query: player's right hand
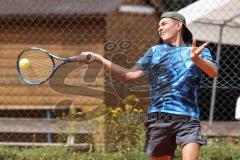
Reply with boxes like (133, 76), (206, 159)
(78, 52), (101, 64)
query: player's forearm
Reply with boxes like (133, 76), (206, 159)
(94, 54), (131, 82)
(193, 57), (218, 78)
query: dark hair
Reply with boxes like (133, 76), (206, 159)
(182, 25), (193, 44)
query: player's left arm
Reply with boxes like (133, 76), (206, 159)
(190, 40), (219, 78)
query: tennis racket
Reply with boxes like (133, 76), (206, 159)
(16, 47), (91, 86)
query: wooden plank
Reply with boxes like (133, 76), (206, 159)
(0, 95), (104, 106)
(0, 119), (238, 137)
(0, 84), (105, 96)
(0, 105), (62, 110)
(0, 66), (104, 77)
(0, 64), (104, 78)
(0, 44), (104, 59)
(0, 142), (90, 149)
(201, 121), (240, 137)
(0, 76), (106, 86)
(0, 105), (78, 110)
(0, 118), (97, 134)
(1, 118), (239, 136)
(0, 104), (103, 110)
(0, 76), (26, 85)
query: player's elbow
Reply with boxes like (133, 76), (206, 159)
(123, 74), (136, 83)
(122, 70), (145, 83)
(123, 72), (140, 83)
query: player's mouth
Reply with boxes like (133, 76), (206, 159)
(160, 32), (166, 37)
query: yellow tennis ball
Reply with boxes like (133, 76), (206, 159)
(19, 58), (30, 69)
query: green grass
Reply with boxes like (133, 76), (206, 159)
(0, 138), (239, 160)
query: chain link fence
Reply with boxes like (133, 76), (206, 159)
(0, 0), (239, 146)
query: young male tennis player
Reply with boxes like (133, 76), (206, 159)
(79, 12), (219, 160)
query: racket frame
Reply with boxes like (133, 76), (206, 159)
(17, 47), (80, 86)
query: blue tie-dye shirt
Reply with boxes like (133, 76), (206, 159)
(137, 43), (218, 119)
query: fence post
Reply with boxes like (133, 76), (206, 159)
(209, 25), (223, 124)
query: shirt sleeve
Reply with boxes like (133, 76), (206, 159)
(200, 48), (220, 70)
(136, 47), (154, 75)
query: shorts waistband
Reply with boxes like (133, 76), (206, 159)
(145, 112), (194, 121)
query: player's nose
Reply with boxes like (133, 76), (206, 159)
(158, 26), (163, 32)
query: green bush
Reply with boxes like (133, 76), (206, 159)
(200, 138), (240, 160)
(104, 95), (145, 152)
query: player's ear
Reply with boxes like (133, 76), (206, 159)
(176, 21), (183, 31)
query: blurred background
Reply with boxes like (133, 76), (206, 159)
(0, 0), (239, 152)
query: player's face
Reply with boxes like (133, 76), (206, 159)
(158, 18), (180, 43)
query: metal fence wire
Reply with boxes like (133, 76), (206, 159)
(0, 0), (239, 144)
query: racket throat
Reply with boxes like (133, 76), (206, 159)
(68, 56), (80, 62)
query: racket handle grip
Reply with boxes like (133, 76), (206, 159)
(69, 54), (91, 62)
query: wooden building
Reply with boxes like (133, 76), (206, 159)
(0, 0), (159, 147)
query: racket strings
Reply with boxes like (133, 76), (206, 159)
(18, 50), (54, 83)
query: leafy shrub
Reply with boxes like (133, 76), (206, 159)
(104, 95), (145, 152)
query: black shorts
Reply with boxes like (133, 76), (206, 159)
(144, 112), (207, 157)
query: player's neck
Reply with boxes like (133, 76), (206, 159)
(168, 34), (186, 47)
